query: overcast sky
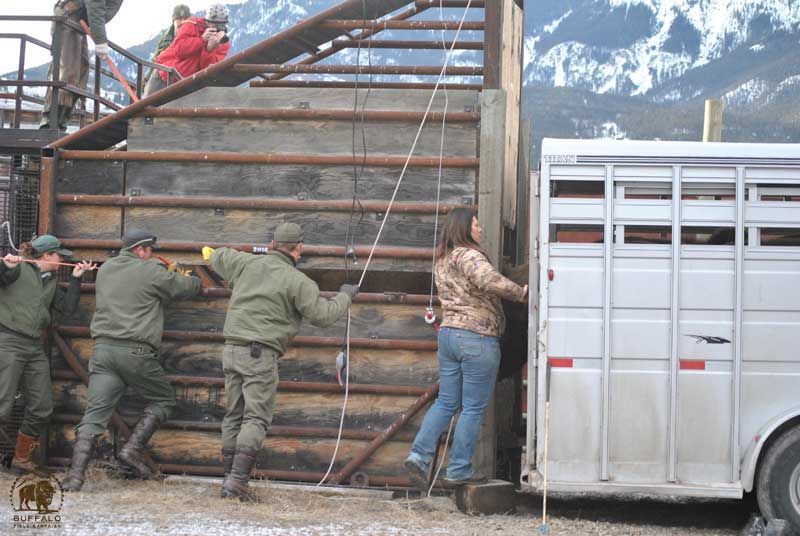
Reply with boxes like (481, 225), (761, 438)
(0, 0), (247, 75)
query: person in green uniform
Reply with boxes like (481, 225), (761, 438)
(61, 229), (201, 491)
(141, 5), (192, 89)
(0, 235), (95, 474)
(203, 222), (358, 501)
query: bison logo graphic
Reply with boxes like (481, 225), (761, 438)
(10, 474), (63, 514)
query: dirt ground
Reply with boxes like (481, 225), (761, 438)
(0, 470), (754, 535)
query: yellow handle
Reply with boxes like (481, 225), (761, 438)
(202, 246), (215, 262)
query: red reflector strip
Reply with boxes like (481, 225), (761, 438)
(680, 360), (705, 370)
(549, 357), (573, 368)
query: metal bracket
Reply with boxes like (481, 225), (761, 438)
(129, 188), (141, 197)
(144, 116), (154, 125)
(214, 208), (225, 216)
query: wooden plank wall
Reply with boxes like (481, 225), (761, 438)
(48, 87), (480, 484)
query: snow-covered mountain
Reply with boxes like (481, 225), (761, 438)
(526, 0), (800, 106)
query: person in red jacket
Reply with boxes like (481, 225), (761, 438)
(143, 3), (231, 97)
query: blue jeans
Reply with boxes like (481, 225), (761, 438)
(407, 327), (501, 480)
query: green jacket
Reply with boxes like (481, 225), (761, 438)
(210, 249), (351, 355)
(90, 251), (201, 349)
(0, 261), (81, 338)
(78, 0), (124, 45)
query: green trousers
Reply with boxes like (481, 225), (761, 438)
(221, 344), (279, 452)
(0, 328), (52, 438)
(75, 340), (176, 436)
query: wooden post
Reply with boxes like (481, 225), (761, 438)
(703, 99), (723, 142)
(500, 0), (524, 229)
(516, 119), (532, 265)
(478, 90), (507, 267)
(474, 89), (507, 478)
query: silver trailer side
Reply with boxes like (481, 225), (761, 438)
(522, 139), (800, 526)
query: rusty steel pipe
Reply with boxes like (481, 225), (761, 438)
(330, 39), (484, 50)
(56, 326), (439, 351)
(59, 238), (434, 260)
(266, 3), (428, 81)
(137, 107), (480, 122)
(56, 194), (471, 214)
(52, 333), (159, 472)
(49, 413), (419, 442)
(250, 80), (483, 91)
(57, 150), (479, 169)
(233, 64), (482, 76)
(47, 457), (420, 488)
(67, 283), (439, 305)
(318, 20), (484, 31)
(415, 0), (485, 6)
(52, 368), (428, 396)
(329, 382), (440, 485)
(47, 0), (418, 150)
(38, 156), (57, 236)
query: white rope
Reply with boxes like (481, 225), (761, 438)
(357, 0), (473, 288)
(426, 414), (454, 497)
(424, 2), (455, 494)
(316, 311), (351, 486)
(318, 0), (473, 487)
(1, 221), (19, 252)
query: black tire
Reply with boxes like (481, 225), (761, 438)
(757, 425), (800, 535)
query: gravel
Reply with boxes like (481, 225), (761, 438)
(0, 470), (755, 535)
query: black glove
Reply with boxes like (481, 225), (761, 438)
(339, 284), (359, 299)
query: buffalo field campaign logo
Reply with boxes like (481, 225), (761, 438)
(9, 473), (64, 529)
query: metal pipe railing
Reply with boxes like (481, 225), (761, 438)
(0, 16), (179, 126)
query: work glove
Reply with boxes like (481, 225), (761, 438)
(201, 246), (215, 262)
(94, 42), (110, 59)
(339, 284), (359, 299)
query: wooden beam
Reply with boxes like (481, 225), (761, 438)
(703, 99), (723, 142)
(477, 90), (506, 267)
(500, 0), (524, 229)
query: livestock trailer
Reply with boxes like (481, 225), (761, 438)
(523, 138), (800, 529)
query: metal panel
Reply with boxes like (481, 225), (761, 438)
(732, 167), (745, 482)
(549, 198), (603, 224)
(600, 164), (614, 480)
(668, 165), (681, 482)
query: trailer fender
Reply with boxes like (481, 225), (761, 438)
(741, 406), (800, 493)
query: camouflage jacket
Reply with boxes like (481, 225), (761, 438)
(435, 247), (526, 337)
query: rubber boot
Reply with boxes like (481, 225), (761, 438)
(220, 448), (258, 502)
(61, 433), (96, 492)
(10, 432), (46, 475)
(222, 448), (235, 477)
(118, 413), (161, 479)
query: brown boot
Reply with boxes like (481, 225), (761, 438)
(61, 433), (96, 492)
(220, 448), (258, 502)
(222, 448), (235, 477)
(118, 413), (161, 479)
(10, 432), (46, 475)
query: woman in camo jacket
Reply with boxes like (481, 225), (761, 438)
(405, 208), (528, 489)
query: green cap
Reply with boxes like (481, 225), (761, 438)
(121, 228), (157, 251)
(172, 4), (191, 20)
(274, 222), (304, 243)
(31, 235), (73, 258)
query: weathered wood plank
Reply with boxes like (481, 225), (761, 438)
(163, 87), (479, 114)
(123, 206), (438, 248)
(128, 117), (477, 157)
(150, 430), (413, 476)
(58, 338), (439, 386)
(477, 90), (506, 266)
(51, 380), (427, 430)
(54, 205), (121, 239)
(125, 162), (476, 204)
(64, 295), (439, 341)
(56, 160), (124, 195)
(48, 425), (416, 477)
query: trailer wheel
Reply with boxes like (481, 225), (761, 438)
(757, 425), (800, 533)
